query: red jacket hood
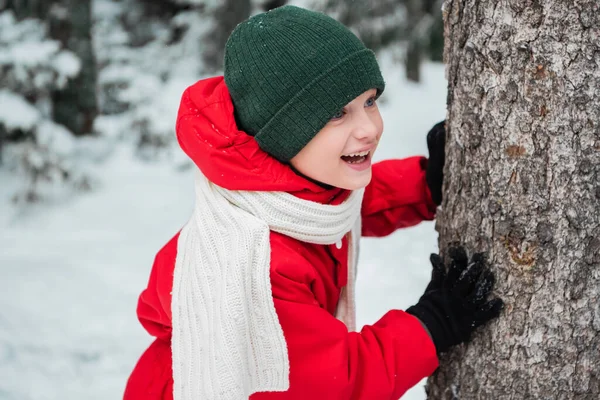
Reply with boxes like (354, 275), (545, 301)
(176, 76), (348, 203)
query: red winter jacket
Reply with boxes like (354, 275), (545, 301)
(124, 77), (439, 400)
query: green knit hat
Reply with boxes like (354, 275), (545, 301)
(223, 5), (385, 162)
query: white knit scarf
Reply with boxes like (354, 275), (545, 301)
(172, 171), (363, 400)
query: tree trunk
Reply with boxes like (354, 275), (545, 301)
(49, 0), (97, 136)
(428, 0), (600, 398)
(202, 0), (251, 73)
(425, 0), (444, 63)
(5, 0), (51, 19)
(5, 0), (97, 136)
(404, 0), (424, 82)
(260, 0), (287, 12)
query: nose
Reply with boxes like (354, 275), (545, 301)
(352, 109), (381, 142)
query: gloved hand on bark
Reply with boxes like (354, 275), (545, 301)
(425, 120), (446, 206)
(407, 245), (504, 354)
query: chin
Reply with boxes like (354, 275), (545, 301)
(344, 182), (370, 190)
(337, 174), (372, 190)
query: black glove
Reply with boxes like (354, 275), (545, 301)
(425, 120), (446, 206)
(406, 245), (504, 354)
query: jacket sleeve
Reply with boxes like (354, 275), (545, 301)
(361, 157), (437, 238)
(251, 247), (439, 400)
(136, 232), (179, 342)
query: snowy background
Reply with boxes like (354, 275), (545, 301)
(0, 0), (446, 399)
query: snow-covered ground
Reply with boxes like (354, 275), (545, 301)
(0, 59), (447, 399)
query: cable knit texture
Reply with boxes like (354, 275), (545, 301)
(172, 171), (363, 400)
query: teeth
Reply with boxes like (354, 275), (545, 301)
(343, 150), (369, 157)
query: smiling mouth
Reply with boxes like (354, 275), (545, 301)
(341, 155), (367, 164)
(341, 149), (371, 164)
(341, 154), (371, 167)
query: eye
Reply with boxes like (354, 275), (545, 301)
(365, 97), (377, 108)
(331, 109), (345, 120)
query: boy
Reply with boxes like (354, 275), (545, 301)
(124, 5), (502, 400)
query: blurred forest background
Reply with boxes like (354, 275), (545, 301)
(0, 0), (443, 203)
(1, 1), (447, 398)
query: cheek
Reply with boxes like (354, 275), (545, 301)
(320, 136), (346, 160)
(374, 111), (384, 138)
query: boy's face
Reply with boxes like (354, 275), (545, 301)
(290, 89), (383, 190)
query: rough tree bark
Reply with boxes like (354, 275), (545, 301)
(428, 0), (600, 399)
